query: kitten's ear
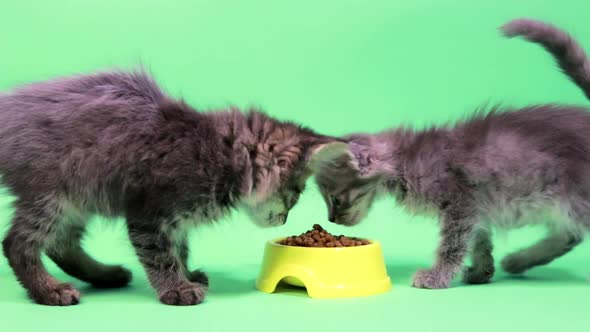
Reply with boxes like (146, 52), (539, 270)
(348, 141), (390, 178)
(306, 141), (350, 172)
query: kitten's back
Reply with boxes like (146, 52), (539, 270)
(458, 105), (590, 163)
(0, 69), (171, 167)
(0, 70), (206, 215)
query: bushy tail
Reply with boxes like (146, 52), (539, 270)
(501, 18), (590, 100)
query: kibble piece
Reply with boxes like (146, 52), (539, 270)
(340, 237), (351, 246)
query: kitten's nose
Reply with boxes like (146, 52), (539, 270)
(328, 212), (336, 223)
(281, 212), (289, 224)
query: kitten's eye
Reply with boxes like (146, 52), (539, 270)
(353, 190), (366, 201)
(331, 196), (341, 207)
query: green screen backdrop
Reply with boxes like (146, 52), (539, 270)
(1, 1), (589, 331)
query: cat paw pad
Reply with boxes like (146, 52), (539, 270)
(159, 283), (206, 306)
(412, 269), (450, 289)
(32, 283), (81, 306)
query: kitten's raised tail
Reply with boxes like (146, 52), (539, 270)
(501, 18), (590, 100)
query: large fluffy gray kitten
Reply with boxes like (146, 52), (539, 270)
(314, 18), (590, 289)
(0, 70), (343, 305)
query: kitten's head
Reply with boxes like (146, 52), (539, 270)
(239, 112), (347, 227)
(314, 134), (394, 226)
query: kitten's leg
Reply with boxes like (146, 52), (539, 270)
(46, 223), (132, 288)
(176, 236), (209, 286)
(127, 217), (206, 305)
(413, 206), (477, 289)
(462, 228), (495, 284)
(501, 230), (582, 274)
(2, 206), (81, 305)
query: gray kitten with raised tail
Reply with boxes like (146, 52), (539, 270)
(313, 18), (590, 289)
(0, 69), (343, 305)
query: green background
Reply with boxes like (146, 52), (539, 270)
(1, 0), (590, 331)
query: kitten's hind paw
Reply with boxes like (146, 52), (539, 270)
(159, 282), (206, 306)
(90, 266), (132, 288)
(462, 265), (494, 284)
(501, 255), (529, 274)
(188, 269), (209, 287)
(412, 269), (450, 289)
(31, 283), (81, 306)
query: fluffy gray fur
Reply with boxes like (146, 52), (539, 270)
(0, 69), (342, 305)
(314, 18), (590, 288)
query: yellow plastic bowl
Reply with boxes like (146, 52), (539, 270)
(255, 238), (392, 298)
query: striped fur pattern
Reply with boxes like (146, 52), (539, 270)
(314, 18), (590, 289)
(0, 69), (339, 305)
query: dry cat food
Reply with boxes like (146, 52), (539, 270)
(277, 224), (370, 247)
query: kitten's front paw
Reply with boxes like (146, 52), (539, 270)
(31, 283), (81, 306)
(412, 269), (450, 289)
(91, 266), (132, 288)
(159, 282), (206, 306)
(501, 254), (529, 274)
(188, 269), (209, 287)
(462, 265), (494, 284)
